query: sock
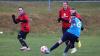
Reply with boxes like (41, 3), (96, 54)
(22, 39), (28, 48)
(50, 42), (60, 52)
(19, 38), (28, 48)
(64, 46), (70, 53)
(64, 43), (71, 53)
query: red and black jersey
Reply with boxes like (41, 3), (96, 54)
(59, 6), (71, 28)
(16, 13), (30, 32)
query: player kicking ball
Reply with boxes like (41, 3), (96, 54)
(12, 7), (30, 51)
(43, 13), (82, 56)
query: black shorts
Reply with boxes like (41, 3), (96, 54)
(18, 31), (29, 39)
(61, 32), (78, 43)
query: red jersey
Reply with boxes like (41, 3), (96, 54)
(16, 13), (30, 32)
(59, 6), (71, 28)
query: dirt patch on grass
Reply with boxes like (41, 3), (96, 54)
(0, 2), (100, 34)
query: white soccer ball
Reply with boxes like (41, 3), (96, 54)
(0, 31), (3, 34)
(40, 46), (48, 53)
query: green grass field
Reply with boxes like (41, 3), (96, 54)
(0, 1), (100, 56)
(0, 33), (100, 56)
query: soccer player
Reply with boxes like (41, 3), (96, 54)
(57, 2), (71, 34)
(70, 8), (84, 48)
(70, 8), (84, 31)
(12, 7), (30, 51)
(57, 2), (82, 51)
(45, 13), (82, 56)
(63, 8), (83, 49)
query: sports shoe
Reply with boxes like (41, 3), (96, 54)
(45, 49), (50, 54)
(78, 40), (81, 48)
(20, 46), (27, 51)
(25, 48), (31, 51)
(70, 48), (77, 54)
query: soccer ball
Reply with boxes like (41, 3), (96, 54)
(0, 31), (3, 34)
(40, 46), (48, 53)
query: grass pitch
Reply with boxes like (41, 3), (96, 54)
(0, 33), (100, 56)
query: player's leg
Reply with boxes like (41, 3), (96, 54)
(63, 33), (72, 56)
(22, 32), (29, 48)
(17, 31), (28, 50)
(70, 37), (78, 54)
(50, 32), (69, 52)
(63, 41), (71, 56)
(76, 38), (81, 48)
(63, 38), (78, 55)
(44, 39), (63, 54)
(23, 32), (30, 51)
(62, 27), (71, 52)
(45, 32), (68, 54)
(49, 39), (63, 52)
(63, 33), (78, 55)
(74, 37), (81, 48)
(17, 31), (24, 47)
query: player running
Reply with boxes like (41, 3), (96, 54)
(44, 13), (82, 56)
(12, 7), (30, 51)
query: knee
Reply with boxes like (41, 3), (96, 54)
(17, 35), (22, 40)
(65, 40), (70, 45)
(70, 43), (75, 48)
(58, 40), (63, 44)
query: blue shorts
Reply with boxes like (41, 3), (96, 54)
(61, 32), (78, 42)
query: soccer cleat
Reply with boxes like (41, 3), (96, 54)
(25, 48), (31, 51)
(20, 46), (27, 51)
(44, 49), (50, 54)
(70, 48), (77, 54)
(78, 40), (81, 48)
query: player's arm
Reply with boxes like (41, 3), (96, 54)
(57, 18), (61, 23)
(57, 18), (70, 23)
(79, 19), (84, 31)
(62, 19), (70, 23)
(57, 10), (62, 23)
(12, 14), (18, 24)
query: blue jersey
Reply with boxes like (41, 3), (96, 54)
(67, 17), (82, 37)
